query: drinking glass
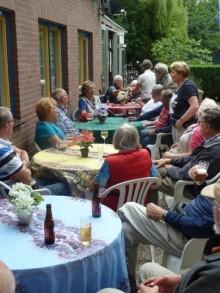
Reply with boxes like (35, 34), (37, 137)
(80, 217), (92, 246)
(194, 161), (209, 185)
(56, 140), (68, 151)
(128, 109), (136, 117)
(100, 130), (108, 145)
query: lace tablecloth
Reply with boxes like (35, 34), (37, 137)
(31, 144), (117, 197)
(0, 196), (129, 293)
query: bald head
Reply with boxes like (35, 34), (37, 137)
(0, 261), (15, 293)
(0, 107), (13, 129)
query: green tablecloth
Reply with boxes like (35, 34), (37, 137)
(74, 117), (143, 143)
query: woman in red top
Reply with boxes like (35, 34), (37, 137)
(91, 124), (152, 211)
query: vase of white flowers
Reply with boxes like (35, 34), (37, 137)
(9, 183), (44, 225)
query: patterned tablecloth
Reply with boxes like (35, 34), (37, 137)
(108, 102), (142, 117)
(31, 144), (117, 197)
(0, 196), (129, 293)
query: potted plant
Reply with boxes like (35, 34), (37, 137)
(95, 105), (108, 123)
(74, 131), (95, 157)
(9, 183), (44, 225)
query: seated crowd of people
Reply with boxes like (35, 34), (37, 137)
(2, 58), (220, 293)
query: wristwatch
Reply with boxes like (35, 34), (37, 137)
(161, 210), (168, 221)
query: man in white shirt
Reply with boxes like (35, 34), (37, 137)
(137, 84), (164, 120)
(133, 59), (156, 100)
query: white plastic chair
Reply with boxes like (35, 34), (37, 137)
(34, 142), (41, 152)
(101, 177), (162, 262)
(147, 132), (172, 159)
(72, 108), (79, 121)
(162, 237), (209, 274)
(101, 177), (162, 211)
(160, 173), (220, 273)
(174, 171), (220, 204)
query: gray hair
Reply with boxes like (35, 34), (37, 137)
(142, 59), (153, 70)
(203, 107), (220, 131)
(0, 107), (12, 129)
(198, 98), (217, 115)
(154, 63), (168, 75)
(113, 124), (141, 150)
(113, 75), (123, 82)
(51, 88), (66, 101)
(151, 84), (164, 97)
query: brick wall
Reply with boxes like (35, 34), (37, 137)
(0, 0), (102, 153)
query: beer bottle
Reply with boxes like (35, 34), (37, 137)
(92, 183), (101, 218)
(44, 204), (55, 244)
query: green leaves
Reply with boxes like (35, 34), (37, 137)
(151, 36), (212, 65)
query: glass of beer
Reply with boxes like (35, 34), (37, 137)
(80, 217), (92, 246)
(194, 161), (209, 185)
(56, 140), (68, 151)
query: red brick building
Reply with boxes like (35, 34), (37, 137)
(0, 0), (103, 152)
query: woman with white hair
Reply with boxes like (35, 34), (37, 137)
(91, 124), (152, 211)
(104, 75), (124, 104)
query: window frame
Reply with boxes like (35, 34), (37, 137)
(39, 22), (63, 96)
(0, 14), (10, 107)
(78, 31), (93, 84)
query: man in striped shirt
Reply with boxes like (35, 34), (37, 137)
(0, 107), (69, 195)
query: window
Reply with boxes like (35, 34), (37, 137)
(0, 14), (10, 107)
(78, 31), (92, 84)
(39, 23), (62, 96)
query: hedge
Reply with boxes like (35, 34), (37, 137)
(190, 65), (220, 99)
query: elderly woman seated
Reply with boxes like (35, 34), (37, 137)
(91, 124), (154, 211)
(78, 80), (101, 121)
(35, 97), (73, 150)
(104, 75), (125, 104)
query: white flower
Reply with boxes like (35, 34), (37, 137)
(9, 183), (34, 211)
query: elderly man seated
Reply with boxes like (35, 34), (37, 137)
(51, 88), (79, 137)
(155, 107), (220, 197)
(118, 179), (215, 290)
(136, 180), (220, 293)
(0, 107), (69, 195)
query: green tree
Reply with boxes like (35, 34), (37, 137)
(151, 36), (212, 65)
(184, 0), (220, 52)
(116, 0), (188, 64)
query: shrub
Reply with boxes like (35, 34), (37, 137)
(190, 65), (220, 99)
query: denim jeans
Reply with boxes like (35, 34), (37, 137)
(34, 177), (70, 196)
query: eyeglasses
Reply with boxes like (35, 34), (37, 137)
(6, 120), (14, 123)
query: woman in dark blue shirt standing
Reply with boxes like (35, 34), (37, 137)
(170, 61), (199, 142)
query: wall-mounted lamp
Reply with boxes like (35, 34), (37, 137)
(113, 9), (127, 17)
